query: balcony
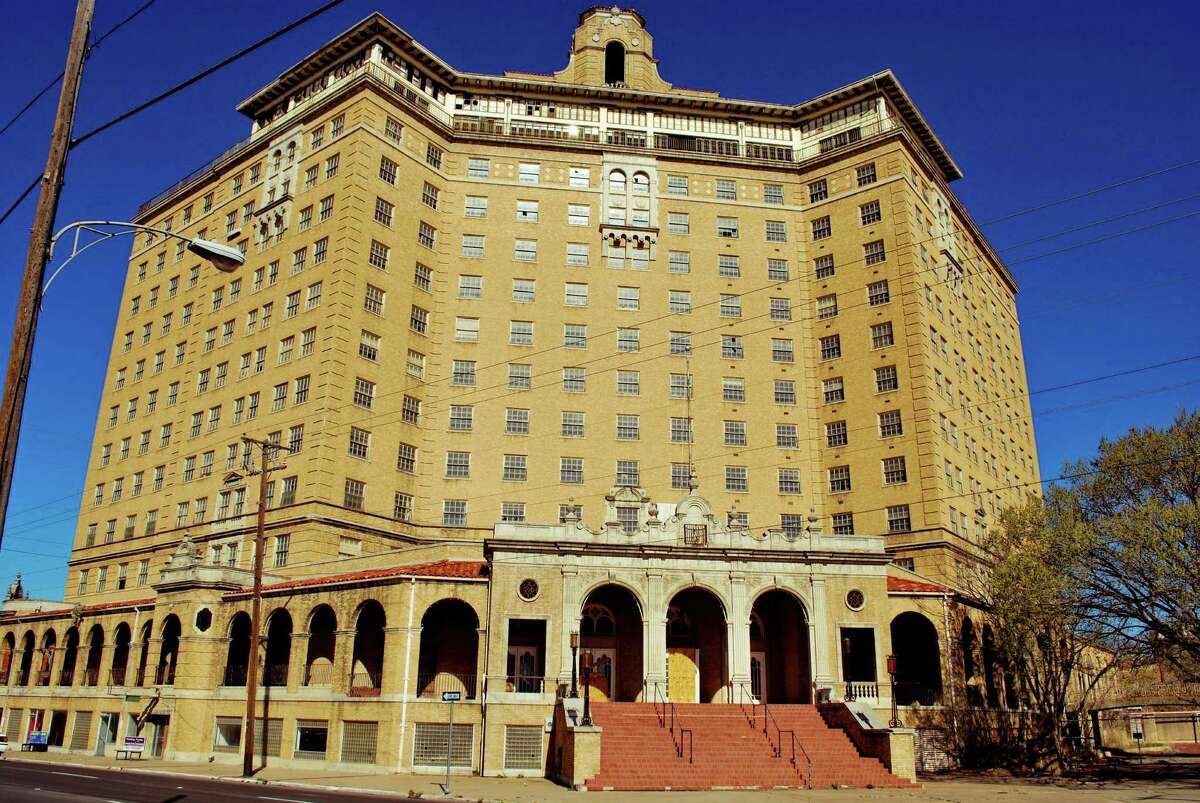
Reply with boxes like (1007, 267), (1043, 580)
(349, 671), (381, 697)
(223, 664), (248, 687)
(303, 663), (333, 687)
(415, 672), (477, 701)
(109, 667), (127, 687)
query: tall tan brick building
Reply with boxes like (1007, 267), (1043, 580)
(0, 7), (1038, 785)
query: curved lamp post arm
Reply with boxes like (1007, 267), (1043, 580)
(43, 220), (244, 296)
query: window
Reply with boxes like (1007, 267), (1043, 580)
(887, 505), (912, 532)
(566, 243), (589, 266)
(883, 456), (908, 485)
(509, 320), (533, 345)
(568, 166), (590, 187)
(364, 285), (385, 315)
(831, 512), (855, 535)
(503, 454), (527, 481)
(567, 204), (589, 226)
(616, 460), (640, 487)
(501, 502), (526, 522)
(564, 324), (587, 349)
(765, 220), (787, 242)
(667, 175), (688, 195)
(778, 469), (802, 494)
(518, 162), (540, 184)
(719, 294), (742, 318)
(512, 278), (536, 303)
(297, 207), (312, 231)
(378, 156), (398, 184)
(718, 254), (741, 278)
(857, 163), (877, 186)
(417, 221), (436, 249)
(449, 406), (473, 432)
(560, 457), (584, 484)
(319, 195), (334, 222)
(293, 375), (310, 404)
(668, 290), (691, 314)
(664, 250), (691, 275)
(669, 331), (692, 355)
(561, 411), (585, 438)
(816, 294), (838, 319)
(426, 143), (443, 169)
(617, 286), (640, 310)
(462, 195), (488, 221)
(304, 165), (318, 190)
(452, 360), (476, 386)
(669, 463), (693, 490)
(368, 240), (389, 270)
(442, 500), (467, 526)
(826, 420), (848, 447)
(461, 234), (485, 258)
(716, 216), (739, 238)
(724, 420), (747, 446)
(829, 465), (852, 493)
(714, 179), (737, 200)
(811, 216), (831, 240)
(273, 534), (290, 568)
(445, 451), (470, 478)
(864, 240), (886, 265)
(505, 408), (529, 435)
(467, 158), (489, 178)
(616, 414), (640, 441)
(771, 338), (794, 363)
(868, 279), (890, 306)
(396, 443), (417, 473)
(516, 200), (539, 222)
(808, 179), (828, 203)
(725, 466), (748, 492)
(359, 330), (380, 361)
(352, 378), (376, 409)
(374, 198), (394, 226)
(667, 212), (689, 233)
(563, 367), (586, 393)
(875, 365), (899, 392)
(514, 239), (537, 262)
(344, 479), (365, 510)
(617, 370), (640, 396)
(306, 281), (322, 309)
(871, 321), (895, 349)
(722, 335), (744, 359)
(879, 410), (903, 437)
(820, 334), (841, 361)
(860, 200), (882, 225)
(508, 363), (531, 389)
(776, 424), (798, 448)
(564, 282), (588, 307)
(670, 417), (693, 443)
(720, 377), (744, 402)
(823, 377), (845, 403)
(615, 327), (640, 352)
(455, 317), (480, 342)
(421, 182), (440, 209)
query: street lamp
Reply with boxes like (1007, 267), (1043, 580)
(0, 219), (244, 551)
(569, 632), (580, 698)
(580, 649), (594, 726)
(886, 654), (901, 728)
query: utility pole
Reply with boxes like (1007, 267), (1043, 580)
(238, 435), (288, 778)
(0, 0), (94, 551)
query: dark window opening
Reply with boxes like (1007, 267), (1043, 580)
(604, 42), (626, 86)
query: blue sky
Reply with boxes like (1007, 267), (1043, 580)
(0, 0), (1197, 598)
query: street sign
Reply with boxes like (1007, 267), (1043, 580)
(440, 691), (460, 794)
(121, 736), (145, 754)
(441, 690), (462, 702)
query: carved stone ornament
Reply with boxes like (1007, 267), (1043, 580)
(168, 534), (200, 570)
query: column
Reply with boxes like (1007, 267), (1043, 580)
(810, 577), (834, 695)
(558, 570), (579, 689)
(287, 632), (309, 692)
(332, 629), (356, 694)
(727, 576), (751, 694)
(644, 573), (666, 690)
(381, 627), (407, 693)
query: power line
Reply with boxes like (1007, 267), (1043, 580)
(70, 0), (347, 149)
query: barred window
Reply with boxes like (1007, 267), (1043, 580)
(774, 380), (796, 405)
(860, 200), (882, 225)
(832, 512), (855, 535)
(864, 240), (886, 265)
(820, 334), (842, 361)
(778, 469), (801, 494)
(811, 216), (831, 240)
(829, 465), (852, 493)
(823, 377), (845, 403)
(882, 456), (908, 485)
(871, 321), (895, 349)
(814, 254), (835, 279)
(767, 258), (789, 281)
(505, 408), (529, 435)
(867, 279), (890, 306)
(561, 412), (585, 438)
(887, 504), (912, 533)
(560, 457), (584, 484)
(875, 365), (899, 392)
(826, 420), (848, 447)
(446, 451), (471, 478)
(879, 410), (904, 438)
(725, 466), (748, 492)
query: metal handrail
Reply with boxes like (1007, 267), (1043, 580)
(651, 681), (694, 763)
(736, 681), (761, 728)
(761, 704), (813, 789)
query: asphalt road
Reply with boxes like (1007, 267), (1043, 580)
(0, 760), (419, 802)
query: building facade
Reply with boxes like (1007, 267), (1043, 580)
(0, 7), (1038, 783)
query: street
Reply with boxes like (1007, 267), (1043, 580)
(0, 760), (417, 803)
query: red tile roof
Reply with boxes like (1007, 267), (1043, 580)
(0, 597), (156, 624)
(887, 576), (948, 594)
(228, 560), (489, 597)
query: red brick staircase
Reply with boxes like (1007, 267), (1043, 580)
(584, 702), (917, 791)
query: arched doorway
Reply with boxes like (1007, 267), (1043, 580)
(110, 624), (131, 687)
(156, 615), (180, 685)
(417, 599), (479, 699)
(58, 628), (78, 686)
(604, 41), (625, 85)
(135, 621), (153, 686)
(749, 589), (812, 704)
(37, 630), (57, 686)
(350, 600), (385, 695)
(304, 605), (336, 686)
(961, 617), (981, 706)
(982, 624), (1000, 708)
(263, 610), (292, 687)
(224, 612), (251, 686)
(84, 625), (104, 686)
(890, 612), (942, 705)
(17, 630), (34, 685)
(666, 587), (727, 703)
(1, 632), (14, 684)
(579, 584), (643, 702)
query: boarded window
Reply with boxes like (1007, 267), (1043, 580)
(341, 720), (379, 764)
(255, 717), (283, 757)
(413, 722), (473, 767)
(504, 725), (543, 770)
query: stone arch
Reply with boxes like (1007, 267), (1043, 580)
(263, 608), (293, 687)
(0, 631), (14, 684)
(110, 623), (131, 686)
(578, 576), (646, 619)
(580, 583), (644, 702)
(304, 604), (336, 686)
(17, 629), (35, 685)
(604, 40), (626, 85)
(224, 611), (251, 686)
(750, 588), (812, 703)
(663, 579), (731, 620)
(84, 623), (104, 687)
(961, 616), (980, 706)
(890, 612), (942, 705)
(135, 621), (153, 686)
(350, 599), (386, 694)
(58, 627), (78, 686)
(417, 598), (479, 699)
(666, 586), (728, 703)
(156, 614), (181, 685)
(982, 623), (1000, 708)
(36, 629), (56, 686)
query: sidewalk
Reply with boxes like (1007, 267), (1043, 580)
(3, 749), (1198, 802)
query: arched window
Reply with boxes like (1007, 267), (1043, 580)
(581, 604), (616, 635)
(748, 612), (764, 642)
(608, 169), (627, 194)
(666, 606), (690, 638)
(604, 42), (626, 86)
(631, 172), (650, 194)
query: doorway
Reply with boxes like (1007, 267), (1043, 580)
(667, 648), (700, 703)
(146, 714), (170, 757)
(94, 713), (117, 756)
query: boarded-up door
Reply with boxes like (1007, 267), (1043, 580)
(667, 648), (699, 703)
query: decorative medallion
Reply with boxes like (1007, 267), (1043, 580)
(518, 578), (540, 602)
(845, 589), (865, 611)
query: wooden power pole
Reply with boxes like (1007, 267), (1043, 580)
(0, 0), (95, 550)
